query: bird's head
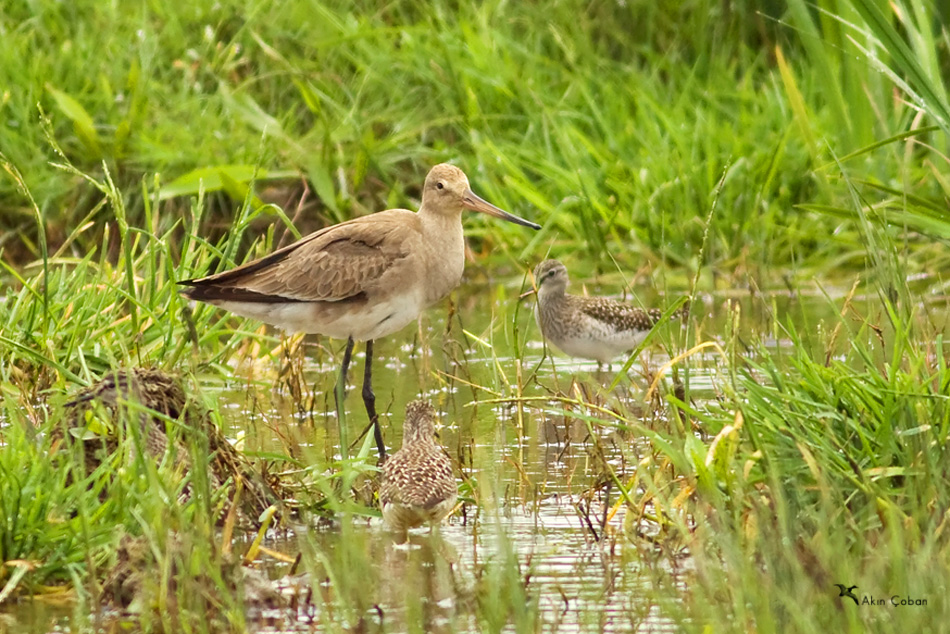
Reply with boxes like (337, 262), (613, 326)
(421, 163), (540, 230)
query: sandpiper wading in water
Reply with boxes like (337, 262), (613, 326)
(529, 259), (688, 366)
(379, 400), (457, 534)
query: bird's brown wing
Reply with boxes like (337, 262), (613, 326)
(579, 298), (662, 333)
(380, 448), (456, 509)
(181, 210), (418, 303)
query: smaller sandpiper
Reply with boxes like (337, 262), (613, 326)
(379, 400), (458, 533)
(529, 259), (688, 365)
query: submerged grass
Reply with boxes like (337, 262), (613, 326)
(1, 0), (950, 632)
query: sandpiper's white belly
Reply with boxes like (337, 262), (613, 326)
(535, 305), (650, 364)
(211, 287), (427, 341)
(549, 330), (649, 364)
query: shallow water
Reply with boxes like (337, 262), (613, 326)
(8, 281), (941, 632)
(195, 284), (726, 633)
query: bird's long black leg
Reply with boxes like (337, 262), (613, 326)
(362, 339), (387, 461)
(339, 336), (355, 395)
(334, 337), (357, 460)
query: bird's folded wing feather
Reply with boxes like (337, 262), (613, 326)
(381, 452), (455, 508)
(185, 211), (418, 302)
(579, 300), (661, 332)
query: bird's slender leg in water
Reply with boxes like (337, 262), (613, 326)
(335, 337), (356, 461)
(362, 340), (386, 460)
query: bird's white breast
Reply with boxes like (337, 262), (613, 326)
(537, 308), (651, 364)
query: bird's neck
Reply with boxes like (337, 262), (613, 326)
(538, 284), (567, 307)
(404, 429), (435, 447)
(418, 204), (464, 237)
(418, 208), (466, 303)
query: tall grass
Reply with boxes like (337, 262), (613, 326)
(610, 175), (950, 632)
(2, 0), (946, 284)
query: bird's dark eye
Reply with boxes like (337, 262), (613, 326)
(436, 182), (444, 190)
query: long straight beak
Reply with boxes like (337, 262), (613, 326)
(462, 189), (541, 230)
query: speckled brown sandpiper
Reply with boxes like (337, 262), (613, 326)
(379, 400), (457, 533)
(529, 259), (688, 365)
(180, 164), (540, 460)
